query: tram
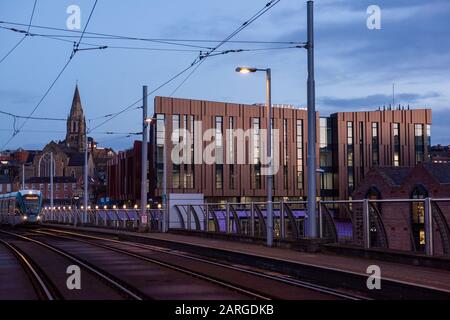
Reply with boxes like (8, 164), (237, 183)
(0, 190), (43, 225)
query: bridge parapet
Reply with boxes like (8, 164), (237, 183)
(40, 198), (450, 257)
(42, 207), (163, 232)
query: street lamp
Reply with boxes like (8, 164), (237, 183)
(236, 66), (273, 247)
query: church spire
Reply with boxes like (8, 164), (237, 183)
(70, 84), (83, 116)
(65, 84), (86, 152)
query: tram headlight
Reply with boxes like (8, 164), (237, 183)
(23, 216), (28, 221)
(37, 216), (41, 221)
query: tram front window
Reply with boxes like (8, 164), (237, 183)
(23, 195), (40, 214)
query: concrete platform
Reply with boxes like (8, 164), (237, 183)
(41, 224), (450, 296)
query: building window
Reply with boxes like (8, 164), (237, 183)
(156, 114), (165, 189)
(215, 116), (223, 189)
(229, 117), (235, 189)
(319, 118), (334, 196)
(347, 122), (354, 192)
(415, 124), (424, 164)
(283, 119), (288, 190)
(182, 115), (189, 189)
(372, 122), (379, 166)
(411, 186), (428, 252)
(359, 122), (365, 178)
(393, 123), (400, 166)
(251, 118), (261, 189)
(172, 114), (180, 188)
(296, 119), (303, 190)
(188, 115), (195, 189)
(426, 124), (431, 161)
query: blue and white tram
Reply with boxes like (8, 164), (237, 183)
(0, 190), (43, 225)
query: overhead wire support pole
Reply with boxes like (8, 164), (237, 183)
(50, 152), (54, 222)
(140, 86), (149, 231)
(84, 127), (89, 224)
(266, 68), (273, 247)
(306, 0), (317, 238)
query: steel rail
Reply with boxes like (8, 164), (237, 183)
(34, 229), (272, 300)
(0, 230), (144, 300)
(37, 228), (368, 300)
(0, 238), (55, 300)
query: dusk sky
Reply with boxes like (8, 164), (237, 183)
(1, 0), (449, 151)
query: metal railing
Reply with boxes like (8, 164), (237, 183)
(172, 198), (450, 257)
(42, 207), (164, 232)
(39, 198), (450, 257)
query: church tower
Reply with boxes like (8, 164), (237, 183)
(65, 85), (86, 152)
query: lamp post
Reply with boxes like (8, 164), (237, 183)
(236, 66), (273, 247)
(140, 85), (149, 231)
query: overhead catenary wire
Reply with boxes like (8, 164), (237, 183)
(170, 0), (281, 96)
(0, 20), (302, 46)
(1, 0), (99, 151)
(0, 110), (66, 121)
(0, 0), (37, 65)
(89, 0), (282, 133)
(0, 25), (303, 54)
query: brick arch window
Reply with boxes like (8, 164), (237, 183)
(411, 185), (428, 252)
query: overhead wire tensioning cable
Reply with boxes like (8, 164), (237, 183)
(1, 0), (99, 151)
(88, 0), (282, 133)
(0, 0), (37, 65)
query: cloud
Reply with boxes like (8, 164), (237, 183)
(0, 89), (38, 105)
(318, 92), (441, 110)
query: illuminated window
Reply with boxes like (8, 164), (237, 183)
(372, 122), (379, 166)
(215, 116), (223, 189)
(393, 123), (400, 166)
(411, 186), (428, 252)
(415, 124), (424, 164)
(251, 118), (261, 189)
(347, 122), (354, 192)
(296, 120), (303, 190)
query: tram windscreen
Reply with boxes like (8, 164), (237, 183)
(23, 195), (40, 214)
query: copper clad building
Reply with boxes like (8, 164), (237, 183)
(107, 96), (432, 205)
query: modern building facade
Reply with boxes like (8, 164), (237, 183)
(148, 96), (319, 204)
(330, 108), (432, 200)
(106, 96), (432, 205)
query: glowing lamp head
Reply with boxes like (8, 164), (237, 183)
(236, 67), (257, 74)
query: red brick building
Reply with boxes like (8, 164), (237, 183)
(352, 163), (450, 255)
(107, 141), (147, 205)
(24, 176), (79, 205)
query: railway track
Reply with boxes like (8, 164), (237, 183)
(32, 228), (367, 300)
(2, 228), (268, 300)
(0, 230), (145, 300)
(0, 237), (56, 300)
